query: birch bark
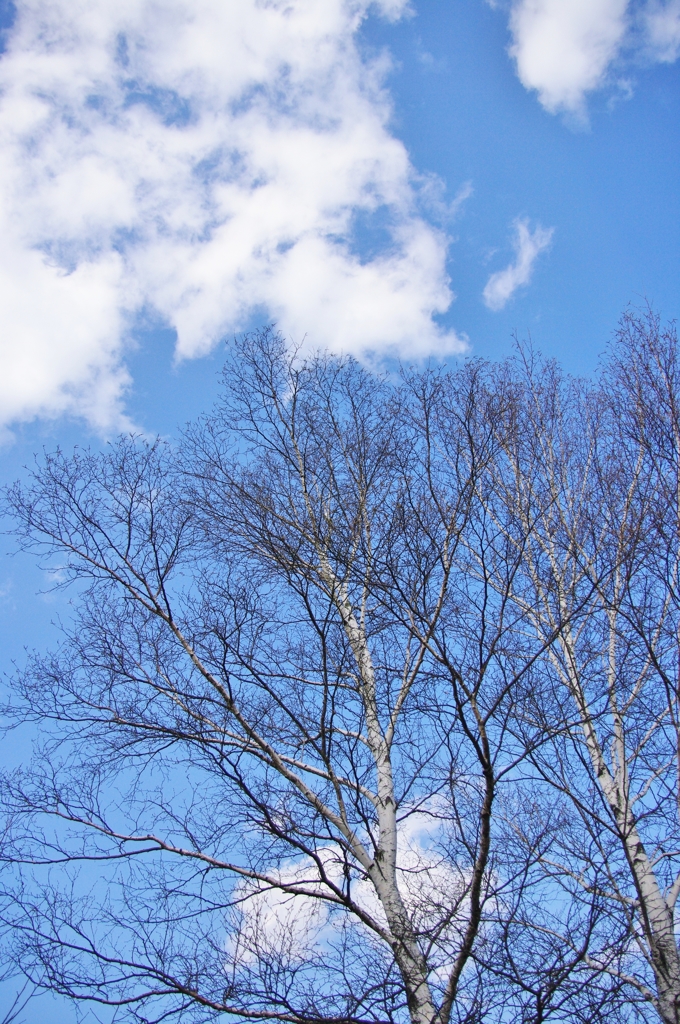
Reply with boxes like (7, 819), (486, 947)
(487, 317), (680, 1022)
(321, 566), (437, 1024)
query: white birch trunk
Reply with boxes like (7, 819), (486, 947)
(327, 566), (437, 1024)
(563, 646), (680, 1023)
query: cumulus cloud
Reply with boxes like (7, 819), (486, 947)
(506, 0), (680, 117)
(229, 806), (470, 977)
(508, 0), (629, 115)
(483, 218), (553, 311)
(0, 0), (463, 432)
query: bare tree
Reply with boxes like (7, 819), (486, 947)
(1, 330), (555, 1024)
(485, 311), (680, 1023)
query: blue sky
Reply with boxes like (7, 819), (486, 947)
(361, 1), (679, 370)
(0, 1), (678, 1018)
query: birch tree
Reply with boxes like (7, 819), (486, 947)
(1, 330), (549, 1024)
(487, 311), (680, 1024)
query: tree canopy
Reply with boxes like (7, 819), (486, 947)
(2, 310), (680, 1024)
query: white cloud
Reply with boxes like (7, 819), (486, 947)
(0, 0), (463, 432)
(483, 218), (553, 311)
(508, 0), (629, 115)
(644, 0), (680, 62)
(229, 806), (470, 976)
(506, 0), (680, 117)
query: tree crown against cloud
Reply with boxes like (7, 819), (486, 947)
(4, 313), (680, 1023)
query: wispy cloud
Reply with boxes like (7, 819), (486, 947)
(505, 0), (680, 118)
(644, 0), (680, 62)
(483, 218), (553, 311)
(0, 0), (463, 433)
